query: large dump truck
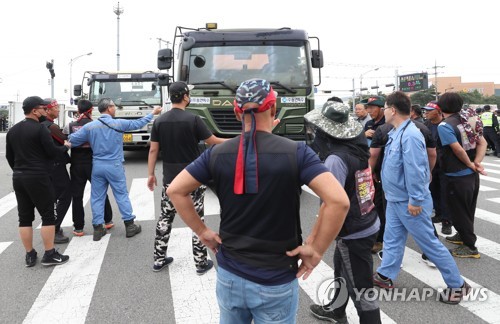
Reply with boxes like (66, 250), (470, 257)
(157, 23), (323, 139)
(73, 71), (165, 147)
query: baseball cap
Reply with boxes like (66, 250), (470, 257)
(22, 96), (51, 114)
(168, 81), (194, 100)
(423, 101), (440, 111)
(360, 96), (385, 107)
(234, 79), (277, 113)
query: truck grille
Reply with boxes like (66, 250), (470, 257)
(210, 109), (240, 132)
(210, 108), (281, 133)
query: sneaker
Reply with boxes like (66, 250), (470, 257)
(104, 221), (114, 229)
(125, 221), (141, 238)
(445, 233), (463, 245)
(41, 249), (69, 266)
(373, 272), (394, 289)
(451, 245), (480, 259)
(439, 280), (471, 305)
(371, 242), (383, 254)
(421, 254), (436, 268)
(196, 259), (214, 276)
(93, 224), (107, 242)
(54, 228), (70, 244)
(431, 215), (443, 223)
(25, 249), (37, 267)
(72, 229), (85, 237)
(309, 304), (348, 323)
(153, 257), (174, 272)
(441, 222), (452, 235)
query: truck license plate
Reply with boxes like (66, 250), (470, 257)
(123, 134), (132, 142)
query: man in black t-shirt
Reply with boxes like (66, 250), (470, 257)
(147, 81), (225, 273)
(6, 96), (70, 267)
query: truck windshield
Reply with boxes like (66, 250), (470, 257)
(183, 44), (309, 88)
(89, 80), (162, 106)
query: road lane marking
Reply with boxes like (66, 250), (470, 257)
(129, 178), (154, 221)
(0, 192), (17, 219)
(0, 241), (13, 255)
(168, 227), (218, 323)
(476, 208), (500, 226)
(403, 247), (500, 323)
(23, 235), (110, 324)
(204, 188), (220, 216)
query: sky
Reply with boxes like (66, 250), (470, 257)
(1, 0), (499, 104)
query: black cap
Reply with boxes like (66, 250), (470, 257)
(22, 96), (51, 114)
(169, 81), (194, 100)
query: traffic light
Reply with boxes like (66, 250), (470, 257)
(46, 60), (55, 78)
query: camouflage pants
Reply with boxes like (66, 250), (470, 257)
(153, 184), (207, 268)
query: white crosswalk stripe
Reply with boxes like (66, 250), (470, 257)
(2, 158), (500, 323)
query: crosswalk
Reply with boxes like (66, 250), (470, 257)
(1, 157), (500, 323)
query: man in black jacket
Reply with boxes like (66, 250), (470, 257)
(41, 99), (71, 243)
(6, 96), (70, 267)
(69, 100), (114, 236)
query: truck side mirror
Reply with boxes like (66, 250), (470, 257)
(158, 73), (170, 86)
(74, 84), (82, 97)
(311, 50), (323, 68)
(158, 48), (173, 70)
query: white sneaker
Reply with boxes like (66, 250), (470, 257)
(421, 254), (436, 268)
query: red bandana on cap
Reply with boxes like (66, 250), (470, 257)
(46, 100), (58, 109)
(425, 102), (441, 111)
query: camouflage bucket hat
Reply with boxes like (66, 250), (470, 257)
(304, 101), (363, 139)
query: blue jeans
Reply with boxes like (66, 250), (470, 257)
(91, 161), (135, 225)
(216, 266), (298, 324)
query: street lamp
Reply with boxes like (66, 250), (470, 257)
(69, 52), (92, 103)
(360, 67), (379, 101)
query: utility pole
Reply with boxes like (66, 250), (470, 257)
(157, 38), (171, 50)
(429, 60), (445, 100)
(113, 2), (124, 71)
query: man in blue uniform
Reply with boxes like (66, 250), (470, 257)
(68, 98), (162, 241)
(372, 91), (470, 305)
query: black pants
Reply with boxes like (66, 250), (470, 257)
(330, 233), (381, 324)
(51, 163), (72, 231)
(483, 127), (499, 154)
(429, 167), (451, 224)
(70, 163), (113, 230)
(13, 175), (56, 227)
(374, 181), (386, 243)
(445, 172), (479, 249)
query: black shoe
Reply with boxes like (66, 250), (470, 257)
(125, 220), (141, 238)
(431, 215), (442, 223)
(439, 281), (471, 305)
(309, 304), (348, 323)
(441, 222), (452, 235)
(196, 259), (214, 275)
(25, 249), (37, 267)
(54, 228), (70, 244)
(421, 254), (436, 268)
(41, 249), (69, 266)
(153, 257), (174, 272)
(93, 224), (107, 242)
(445, 233), (463, 245)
